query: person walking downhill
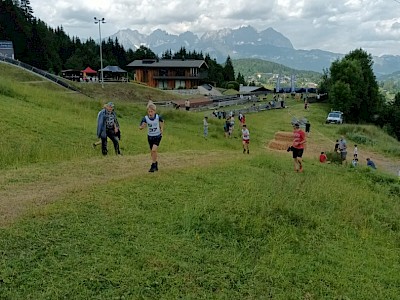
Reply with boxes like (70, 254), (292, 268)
(241, 124), (250, 154)
(96, 102), (121, 156)
(139, 101), (164, 172)
(292, 123), (306, 172)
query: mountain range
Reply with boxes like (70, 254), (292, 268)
(108, 26), (400, 77)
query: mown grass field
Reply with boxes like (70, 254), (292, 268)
(1, 62), (400, 299)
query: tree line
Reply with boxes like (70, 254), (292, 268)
(319, 48), (400, 141)
(0, 0), (246, 89)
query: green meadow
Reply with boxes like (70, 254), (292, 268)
(0, 62), (400, 299)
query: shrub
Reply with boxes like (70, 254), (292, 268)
(326, 151), (342, 164)
(346, 132), (375, 145)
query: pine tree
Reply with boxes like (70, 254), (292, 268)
(223, 56), (235, 82)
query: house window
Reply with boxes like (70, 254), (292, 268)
(190, 68), (198, 77)
(158, 81), (168, 89)
(175, 80), (185, 89)
(159, 69), (168, 76)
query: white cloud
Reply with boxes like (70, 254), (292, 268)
(30, 0), (400, 56)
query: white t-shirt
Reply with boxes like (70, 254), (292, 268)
(141, 114), (163, 136)
(242, 128), (250, 140)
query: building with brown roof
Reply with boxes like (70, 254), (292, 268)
(126, 59), (208, 89)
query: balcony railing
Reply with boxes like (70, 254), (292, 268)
(153, 73), (208, 80)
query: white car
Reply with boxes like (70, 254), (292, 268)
(326, 111), (344, 124)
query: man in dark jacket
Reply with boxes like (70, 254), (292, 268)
(97, 102), (121, 155)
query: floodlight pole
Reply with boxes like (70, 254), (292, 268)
(94, 17), (105, 88)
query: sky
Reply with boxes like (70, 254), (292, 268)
(30, 0), (400, 57)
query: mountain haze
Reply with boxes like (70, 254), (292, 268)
(109, 26), (400, 75)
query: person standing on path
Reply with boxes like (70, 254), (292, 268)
(185, 99), (191, 111)
(96, 102), (121, 156)
(139, 101), (165, 172)
(353, 144), (358, 158)
(339, 136), (347, 164)
(203, 116), (208, 138)
(292, 123), (306, 172)
(305, 120), (311, 137)
(334, 139), (339, 153)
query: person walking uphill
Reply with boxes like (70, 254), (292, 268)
(97, 102), (121, 156)
(292, 123), (306, 172)
(139, 101), (164, 172)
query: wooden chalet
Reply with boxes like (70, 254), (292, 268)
(126, 59), (208, 89)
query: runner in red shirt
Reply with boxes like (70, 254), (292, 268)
(292, 123), (306, 172)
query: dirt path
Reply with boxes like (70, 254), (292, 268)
(300, 129), (399, 175)
(1, 141), (398, 227)
(0, 150), (235, 227)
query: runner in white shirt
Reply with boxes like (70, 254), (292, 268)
(139, 101), (165, 172)
(242, 124), (250, 154)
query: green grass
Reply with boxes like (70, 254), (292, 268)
(1, 155), (399, 299)
(1, 62), (400, 299)
(74, 81), (184, 103)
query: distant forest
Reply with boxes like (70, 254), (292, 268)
(0, 0), (247, 88)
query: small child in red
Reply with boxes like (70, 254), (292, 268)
(319, 152), (327, 163)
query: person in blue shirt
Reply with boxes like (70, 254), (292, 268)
(96, 102), (121, 156)
(139, 101), (164, 172)
(366, 158), (376, 169)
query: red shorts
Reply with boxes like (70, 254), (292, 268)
(242, 139), (250, 144)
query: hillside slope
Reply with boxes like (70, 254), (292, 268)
(1, 64), (400, 299)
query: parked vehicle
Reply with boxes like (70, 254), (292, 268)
(326, 111), (344, 124)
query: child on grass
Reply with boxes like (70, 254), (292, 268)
(242, 124), (250, 154)
(319, 151), (327, 163)
(139, 101), (164, 172)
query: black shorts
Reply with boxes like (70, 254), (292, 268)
(148, 135), (162, 149)
(292, 147), (304, 158)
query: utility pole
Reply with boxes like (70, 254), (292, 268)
(94, 17), (106, 88)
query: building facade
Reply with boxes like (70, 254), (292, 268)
(0, 41), (14, 59)
(126, 59), (208, 89)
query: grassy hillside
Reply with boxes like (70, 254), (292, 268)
(233, 58), (322, 84)
(72, 80), (184, 103)
(1, 63), (400, 299)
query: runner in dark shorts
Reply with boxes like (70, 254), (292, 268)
(148, 135), (162, 150)
(292, 147), (304, 159)
(292, 123), (306, 172)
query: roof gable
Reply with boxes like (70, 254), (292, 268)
(82, 66), (97, 74)
(127, 59), (208, 69)
(99, 65), (127, 72)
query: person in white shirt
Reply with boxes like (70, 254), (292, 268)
(242, 124), (250, 154)
(139, 101), (165, 172)
(185, 99), (191, 111)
